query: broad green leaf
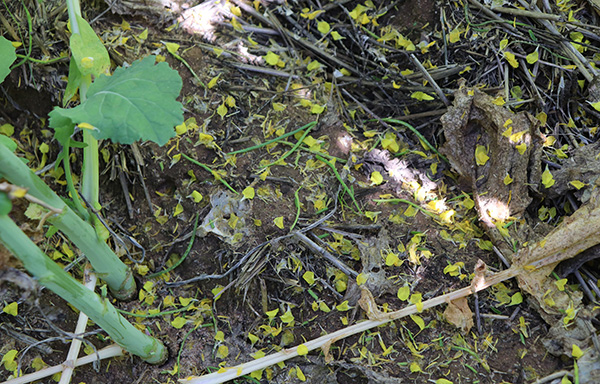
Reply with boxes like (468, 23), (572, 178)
(570, 180), (586, 190)
(70, 15), (110, 77)
(49, 55), (183, 145)
(0, 36), (16, 83)
(63, 57), (84, 106)
(242, 186), (255, 199)
(0, 134), (17, 153)
(0, 192), (12, 215)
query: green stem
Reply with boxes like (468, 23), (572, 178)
(315, 154), (362, 213)
(0, 143), (135, 299)
(81, 129), (100, 209)
(227, 121), (318, 155)
(0, 215), (166, 364)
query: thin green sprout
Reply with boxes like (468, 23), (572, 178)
(164, 43), (206, 89)
(181, 153), (238, 194)
(260, 126), (313, 168)
(290, 187), (302, 231)
(315, 154), (362, 213)
(148, 212), (200, 278)
(7, 0), (33, 69)
(278, 140), (346, 163)
(117, 305), (193, 318)
(377, 118), (448, 163)
(227, 121), (317, 155)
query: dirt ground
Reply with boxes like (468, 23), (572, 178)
(4, 0), (600, 383)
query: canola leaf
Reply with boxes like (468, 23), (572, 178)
(225, 95), (236, 107)
(331, 31), (343, 40)
(70, 15), (110, 77)
(2, 302), (17, 316)
(311, 104), (325, 114)
(171, 316), (188, 329)
(319, 301), (331, 312)
(215, 330), (225, 342)
(572, 344), (584, 359)
(590, 100), (600, 112)
(504, 51), (519, 68)
(526, 49), (539, 64)
(410, 91), (434, 101)
(509, 292), (523, 306)
(217, 103), (228, 118)
(542, 168), (555, 188)
(0, 123), (14, 136)
(1, 349), (18, 371)
(0, 36), (16, 84)
(207, 74), (220, 88)
(164, 42), (179, 54)
(397, 286), (410, 301)
(448, 27), (461, 43)
(302, 271), (315, 284)
(242, 186), (255, 199)
(280, 309), (294, 323)
(0, 192), (12, 215)
(190, 190), (203, 203)
(410, 314), (425, 330)
(216, 345), (229, 359)
(516, 143), (527, 154)
(503, 173), (513, 185)
(475, 145), (489, 166)
(296, 366), (306, 381)
(317, 21), (330, 34)
(570, 180), (586, 190)
(297, 344), (309, 355)
(555, 278), (568, 291)
(385, 252), (400, 266)
(173, 203), (184, 216)
(404, 205), (418, 217)
(499, 39), (509, 50)
(356, 273), (368, 285)
(436, 379), (454, 384)
(381, 132), (400, 152)
(274, 216), (284, 229)
(49, 56), (183, 146)
(336, 301), (350, 311)
(370, 171), (384, 185)
(307, 60), (322, 71)
(264, 51), (280, 66)
(272, 102), (287, 111)
(410, 361), (422, 373)
(265, 308), (279, 318)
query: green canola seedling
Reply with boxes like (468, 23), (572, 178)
(0, 0), (183, 366)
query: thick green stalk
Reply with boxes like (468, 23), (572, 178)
(0, 143), (135, 299)
(0, 215), (167, 364)
(81, 129), (100, 209)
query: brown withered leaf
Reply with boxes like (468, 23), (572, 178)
(441, 85), (544, 257)
(443, 296), (473, 334)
